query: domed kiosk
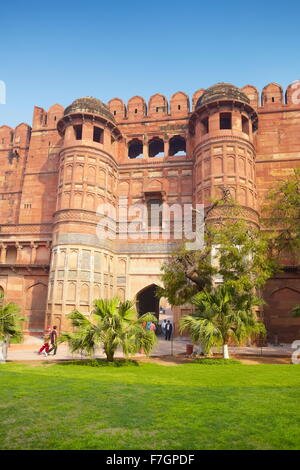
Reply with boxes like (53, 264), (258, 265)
(57, 96), (120, 139)
(63, 96), (116, 123)
(196, 82), (250, 109)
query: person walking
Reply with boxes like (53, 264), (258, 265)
(161, 319), (167, 337)
(165, 320), (173, 341)
(38, 327), (51, 356)
(48, 325), (58, 356)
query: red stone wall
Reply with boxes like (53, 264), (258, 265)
(0, 83), (299, 341)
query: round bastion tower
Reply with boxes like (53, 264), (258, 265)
(46, 97), (122, 330)
(189, 83), (259, 225)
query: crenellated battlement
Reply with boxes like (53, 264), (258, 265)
(108, 82), (300, 122)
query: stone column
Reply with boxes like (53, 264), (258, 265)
(164, 139), (169, 157)
(30, 242), (37, 264)
(0, 244), (6, 264)
(16, 243), (22, 264)
(143, 135), (149, 158)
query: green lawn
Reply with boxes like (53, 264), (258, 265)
(0, 361), (300, 450)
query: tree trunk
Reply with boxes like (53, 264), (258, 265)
(104, 345), (115, 362)
(106, 351), (114, 362)
(223, 344), (230, 359)
(0, 337), (8, 363)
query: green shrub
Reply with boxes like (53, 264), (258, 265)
(59, 358), (139, 367)
(194, 358), (241, 365)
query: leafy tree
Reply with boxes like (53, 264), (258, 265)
(180, 284), (266, 359)
(0, 291), (23, 363)
(60, 298), (157, 362)
(159, 201), (275, 305)
(262, 168), (300, 262)
(158, 244), (216, 305)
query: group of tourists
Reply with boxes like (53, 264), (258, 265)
(142, 321), (156, 332)
(142, 318), (173, 340)
(38, 325), (58, 357)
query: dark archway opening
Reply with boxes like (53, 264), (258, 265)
(169, 135), (186, 156)
(136, 284), (160, 319)
(149, 137), (164, 157)
(128, 138), (143, 158)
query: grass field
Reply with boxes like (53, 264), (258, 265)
(0, 361), (300, 450)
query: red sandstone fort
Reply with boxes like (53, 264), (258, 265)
(0, 82), (299, 342)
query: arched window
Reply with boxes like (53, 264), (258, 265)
(220, 112), (232, 130)
(93, 126), (103, 143)
(73, 125), (82, 140)
(169, 135), (186, 156)
(201, 117), (209, 135)
(148, 137), (164, 158)
(242, 116), (249, 135)
(128, 139), (143, 158)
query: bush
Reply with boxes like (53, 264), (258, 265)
(59, 358), (139, 367)
(194, 358), (241, 365)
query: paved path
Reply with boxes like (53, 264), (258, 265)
(6, 336), (293, 362)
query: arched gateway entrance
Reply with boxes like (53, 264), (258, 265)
(136, 284), (160, 319)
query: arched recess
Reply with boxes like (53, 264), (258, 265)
(6, 246), (17, 264)
(149, 137), (164, 157)
(136, 284), (160, 318)
(26, 282), (48, 333)
(269, 287), (300, 316)
(128, 138), (143, 158)
(35, 246), (49, 264)
(169, 135), (186, 156)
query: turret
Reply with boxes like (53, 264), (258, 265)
(189, 83), (259, 226)
(47, 97), (122, 329)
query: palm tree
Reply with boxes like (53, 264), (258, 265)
(0, 291), (23, 363)
(180, 284), (266, 359)
(60, 298), (157, 362)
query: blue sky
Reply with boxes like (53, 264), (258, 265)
(1, 0), (299, 128)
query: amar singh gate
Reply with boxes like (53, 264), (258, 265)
(0, 82), (299, 342)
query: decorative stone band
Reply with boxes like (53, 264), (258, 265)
(52, 232), (179, 254)
(0, 223), (53, 234)
(193, 134), (256, 156)
(54, 209), (102, 225)
(205, 205), (260, 228)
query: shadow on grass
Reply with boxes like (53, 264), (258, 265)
(58, 358), (140, 368)
(193, 358), (242, 365)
